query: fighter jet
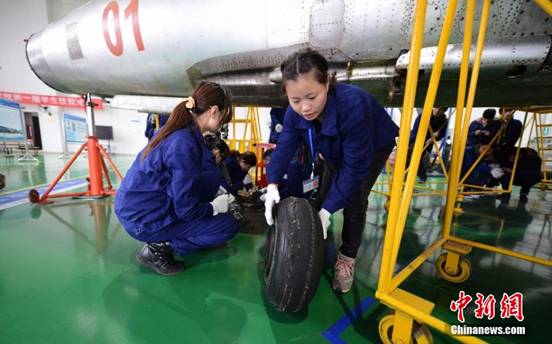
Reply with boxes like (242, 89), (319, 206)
(26, 0), (552, 106)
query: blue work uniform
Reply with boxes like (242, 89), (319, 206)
(499, 119), (522, 148)
(410, 112), (448, 154)
(145, 113), (170, 140)
(115, 125), (238, 256)
(269, 107), (286, 144)
(483, 120), (501, 144)
(199, 145), (229, 201)
(467, 120), (484, 146)
(224, 155), (251, 195)
(467, 119), (501, 146)
(267, 83), (399, 214)
(497, 148), (542, 195)
(277, 159), (312, 199)
(461, 145), (492, 186)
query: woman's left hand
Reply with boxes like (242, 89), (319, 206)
(319, 209), (331, 240)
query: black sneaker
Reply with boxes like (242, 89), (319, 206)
(136, 242), (185, 275)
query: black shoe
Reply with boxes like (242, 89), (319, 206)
(519, 194), (529, 203)
(136, 242), (185, 275)
(497, 193), (511, 201)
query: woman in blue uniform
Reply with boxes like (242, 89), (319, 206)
(495, 147), (542, 202)
(115, 82), (238, 276)
(224, 151), (257, 195)
(498, 108), (522, 148)
(461, 144), (497, 188)
(263, 148), (311, 199)
(264, 49), (399, 293)
(269, 107), (287, 144)
(202, 134), (232, 199)
(467, 108), (500, 146)
(144, 113), (170, 141)
(408, 107), (448, 182)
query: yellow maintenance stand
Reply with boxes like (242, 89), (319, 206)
(524, 107), (552, 191)
(372, 126), (450, 207)
(375, 1), (552, 343)
(227, 106), (262, 155)
(226, 106), (265, 186)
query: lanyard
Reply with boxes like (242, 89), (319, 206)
(308, 128), (317, 178)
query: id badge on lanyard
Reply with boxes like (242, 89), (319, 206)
(302, 175), (319, 193)
(303, 128), (319, 193)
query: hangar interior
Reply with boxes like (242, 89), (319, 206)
(0, 1), (551, 343)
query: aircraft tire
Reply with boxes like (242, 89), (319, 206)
(263, 196), (324, 312)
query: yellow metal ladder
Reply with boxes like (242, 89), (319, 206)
(227, 106), (262, 154)
(534, 111), (552, 189)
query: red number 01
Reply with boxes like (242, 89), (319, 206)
(102, 0), (144, 56)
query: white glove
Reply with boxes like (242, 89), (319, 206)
(210, 193), (235, 216)
(243, 174), (253, 185)
(215, 185), (229, 197)
(258, 187), (267, 202)
(264, 184), (280, 226)
(275, 123), (283, 133)
(490, 167), (505, 179)
(319, 208), (331, 240)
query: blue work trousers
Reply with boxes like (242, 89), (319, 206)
(128, 214), (238, 256)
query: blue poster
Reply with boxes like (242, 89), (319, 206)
(64, 114), (88, 143)
(0, 98), (24, 141)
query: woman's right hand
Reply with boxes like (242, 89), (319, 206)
(211, 193), (235, 216)
(264, 184), (280, 226)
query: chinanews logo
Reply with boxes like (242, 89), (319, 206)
(449, 291), (526, 336)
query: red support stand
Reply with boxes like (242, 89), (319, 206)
(254, 142), (275, 188)
(29, 94), (123, 204)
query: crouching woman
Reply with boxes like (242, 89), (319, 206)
(115, 82), (237, 275)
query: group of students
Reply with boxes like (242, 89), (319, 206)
(115, 49), (398, 294)
(405, 105), (541, 202)
(115, 49), (542, 294)
(0, 46), (539, 310)
(203, 134), (257, 196)
(461, 108), (542, 202)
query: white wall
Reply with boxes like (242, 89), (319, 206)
(0, 0), (52, 94)
(38, 105), (64, 153)
(93, 105), (148, 155)
(18, 103), (149, 155)
(0, 0), (155, 155)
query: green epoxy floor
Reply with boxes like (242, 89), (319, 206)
(1, 153), (550, 343)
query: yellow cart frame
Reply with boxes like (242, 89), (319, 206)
(375, 1), (552, 343)
(521, 107), (552, 191)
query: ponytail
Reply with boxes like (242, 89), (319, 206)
(142, 82), (233, 159)
(142, 101), (193, 158)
